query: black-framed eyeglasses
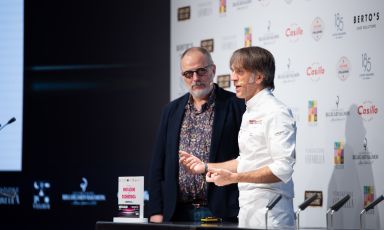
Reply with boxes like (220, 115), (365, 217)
(182, 65), (212, 79)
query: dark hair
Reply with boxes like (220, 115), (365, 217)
(180, 47), (214, 65)
(230, 46), (275, 91)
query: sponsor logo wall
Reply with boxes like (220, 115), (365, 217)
(171, 0), (383, 228)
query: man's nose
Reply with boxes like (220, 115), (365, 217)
(230, 72), (238, 81)
(192, 72), (202, 81)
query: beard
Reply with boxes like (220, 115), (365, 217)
(189, 82), (213, 99)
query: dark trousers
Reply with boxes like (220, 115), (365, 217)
(172, 203), (238, 223)
(172, 203), (213, 222)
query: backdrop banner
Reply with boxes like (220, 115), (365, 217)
(171, 0), (384, 228)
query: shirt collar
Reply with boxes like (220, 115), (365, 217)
(245, 88), (271, 109)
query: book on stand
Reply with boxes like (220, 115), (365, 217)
(113, 176), (147, 223)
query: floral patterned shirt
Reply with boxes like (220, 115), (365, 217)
(178, 88), (216, 203)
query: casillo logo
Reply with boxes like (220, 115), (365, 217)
(357, 101), (378, 121)
(285, 23), (303, 42)
(306, 63), (325, 81)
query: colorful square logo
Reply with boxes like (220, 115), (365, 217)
(219, 0), (226, 14)
(308, 100), (317, 123)
(364, 186), (374, 207)
(244, 27), (252, 47)
(334, 141), (344, 165)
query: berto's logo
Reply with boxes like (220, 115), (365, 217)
(354, 12), (380, 31)
(354, 12), (380, 24)
(357, 101), (378, 121)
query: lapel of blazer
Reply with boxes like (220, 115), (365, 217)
(209, 87), (227, 162)
(169, 94), (189, 177)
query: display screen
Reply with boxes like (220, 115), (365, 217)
(0, 0), (23, 171)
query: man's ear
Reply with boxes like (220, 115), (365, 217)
(255, 73), (264, 84)
(211, 64), (216, 75)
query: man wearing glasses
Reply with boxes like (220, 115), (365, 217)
(148, 47), (245, 223)
(179, 46), (296, 229)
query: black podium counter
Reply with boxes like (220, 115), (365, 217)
(96, 221), (249, 230)
(96, 221), (328, 230)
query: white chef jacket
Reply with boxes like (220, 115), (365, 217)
(236, 88), (296, 229)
